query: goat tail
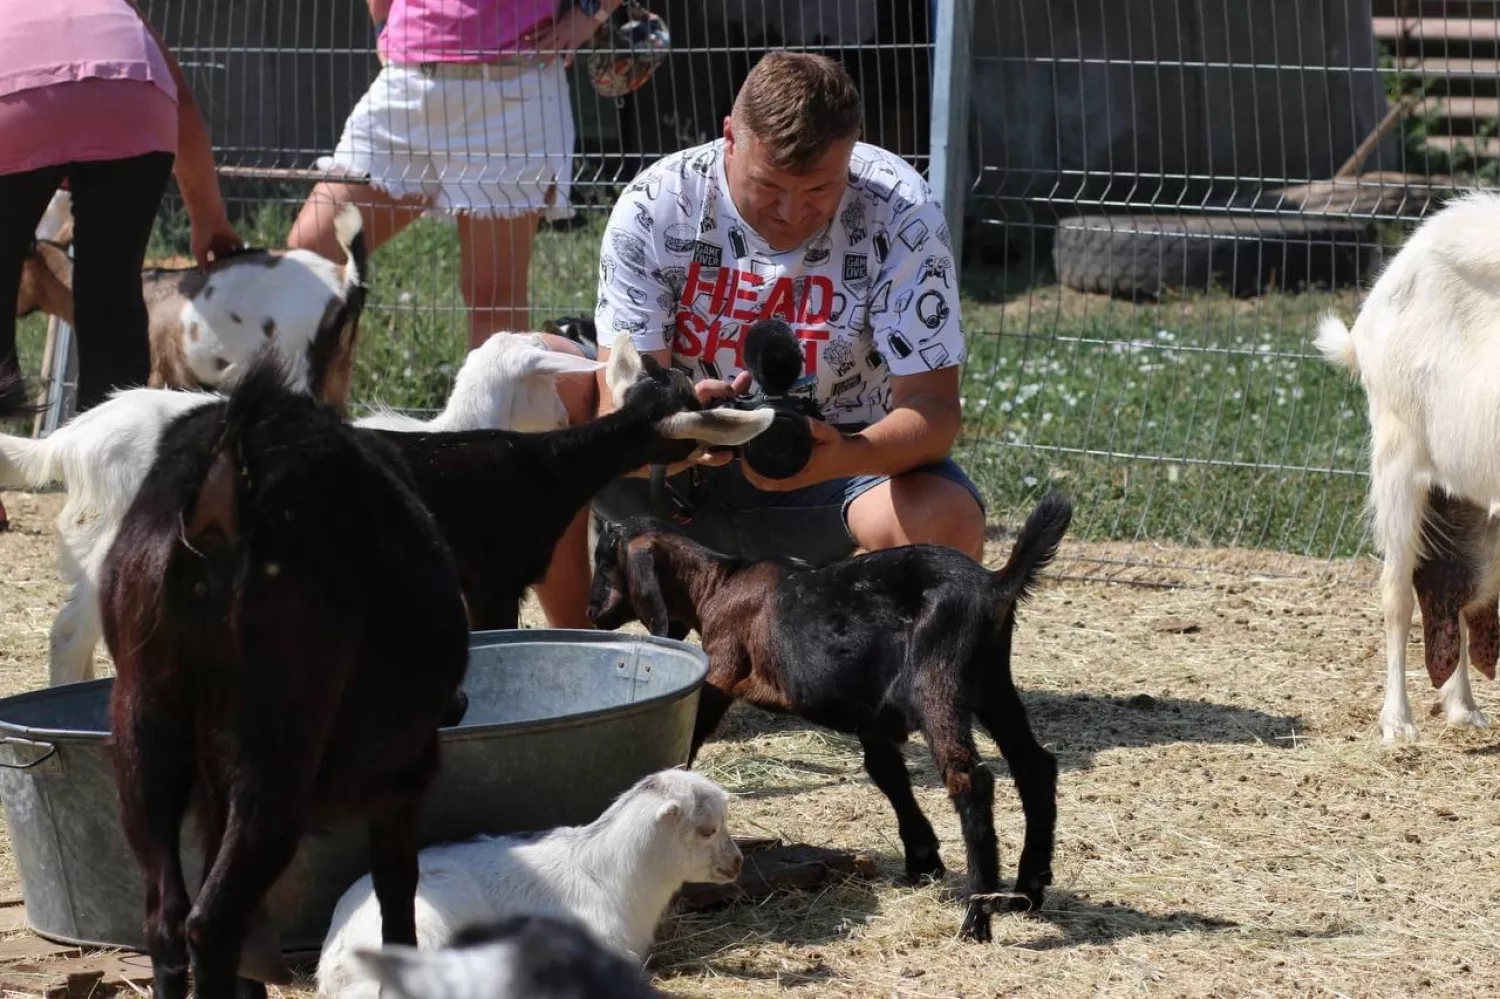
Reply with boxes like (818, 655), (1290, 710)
(0, 366), (64, 488)
(1314, 312), (1360, 377)
(332, 203), (368, 298)
(988, 491), (1072, 608)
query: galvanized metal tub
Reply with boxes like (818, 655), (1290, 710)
(0, 629), (706, 954)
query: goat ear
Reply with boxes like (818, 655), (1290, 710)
(655, 800), (683, 824)
(524, 350), (605, 377)
(626, 546), (672, 638)
(603, 335), (645, 400)
(657, 408), (776, 445)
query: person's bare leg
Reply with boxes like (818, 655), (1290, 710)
(530, 334), (602, 628)
(286, 180), (429, 262)
(846, 473), (986, 561)
(456, 211), (539, 348)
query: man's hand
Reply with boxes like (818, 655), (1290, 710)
(650, 371), (754, 477)
(738, 417), (857, 492)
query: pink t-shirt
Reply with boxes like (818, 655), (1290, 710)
(378, 0), (557, 63)
(0, 0), (179, 175)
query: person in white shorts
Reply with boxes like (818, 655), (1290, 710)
(286, 0), (625, 348)
(532, 51), (984, 628)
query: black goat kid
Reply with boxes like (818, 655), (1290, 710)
(586, 492), (1072, 943)
(99, 351), (471, 999)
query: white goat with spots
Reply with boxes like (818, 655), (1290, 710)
(16, 198), (366, 402)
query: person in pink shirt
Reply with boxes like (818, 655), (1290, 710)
(287, 0), (627, 350)
(0, 0), (241, 528)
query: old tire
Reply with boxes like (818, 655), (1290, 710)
(1052, 213), (1377, 300)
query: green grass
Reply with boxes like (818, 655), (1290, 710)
(13, 200), (1379, 563)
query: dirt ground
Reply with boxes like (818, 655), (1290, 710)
(1, 489), (1497, 999)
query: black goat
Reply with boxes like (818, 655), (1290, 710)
(585, 492), (1073, 943)
(98, 350), (471, 999)
(368, 336), (773, 629)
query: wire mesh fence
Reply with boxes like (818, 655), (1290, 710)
(98, 0), (937, 420)
(22, 1), (1500, 581)
(952, 0), (1500, 582)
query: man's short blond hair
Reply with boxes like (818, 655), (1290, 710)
(731, 51), (864, 173)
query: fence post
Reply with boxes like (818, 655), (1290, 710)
(928, 0), (974, 270)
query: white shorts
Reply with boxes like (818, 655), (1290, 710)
(324, 61), (576, 220)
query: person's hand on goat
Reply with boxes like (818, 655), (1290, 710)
(192, 214), (245, 270)
(520, 3), (612, 67)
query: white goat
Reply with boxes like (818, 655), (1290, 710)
(355, 332), (601, 433)
(315, 769), (744, 999)
(1316, 189), (1500, 742)
(0, 332), (596, 686)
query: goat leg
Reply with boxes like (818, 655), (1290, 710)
(114, 731), (195, 999)
(184, 794), (302, 998)
(687, 685), (736, 766)
(859, 737), (943, 883)
(366, 787), (428, 947)
(185, 787), (285, 991)
(978, 696), (1057, 914)
(924, 725), (1000, 943)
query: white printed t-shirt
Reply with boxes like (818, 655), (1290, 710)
(593, 138), (965, 428)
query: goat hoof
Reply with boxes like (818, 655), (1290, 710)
(1009, 868), (1050, 913)
(904, 851), (945, 885)
(1380, 717), (1419, 744)
(958, 903), (992, 943)
(1440, 703), (1490, 730)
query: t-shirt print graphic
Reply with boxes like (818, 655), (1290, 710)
(594, 139), (965, 428)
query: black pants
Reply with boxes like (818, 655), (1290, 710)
(1, 151), (175, 412)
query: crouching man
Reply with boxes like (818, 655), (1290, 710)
(532, 50), (984, 627)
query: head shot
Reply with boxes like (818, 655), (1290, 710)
(722, 51), (864, 250)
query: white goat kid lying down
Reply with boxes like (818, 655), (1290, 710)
(1316, 189), (1500, 743)
(316, 769), (743, 999)
(0, 332), (600, 687)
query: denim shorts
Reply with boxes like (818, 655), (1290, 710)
(590, 455), (985, 567)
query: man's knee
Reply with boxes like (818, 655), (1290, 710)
(848, 469), (986, 560)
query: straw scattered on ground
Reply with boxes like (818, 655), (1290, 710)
(1, 489), (1497, 998)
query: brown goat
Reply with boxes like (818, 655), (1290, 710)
(586, 492), (1072, 943)
(99, 349), (471, 999)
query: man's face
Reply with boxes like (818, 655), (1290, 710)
(722, 119), (855, 251)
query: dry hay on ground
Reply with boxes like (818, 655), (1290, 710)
(0, 489), (1497, 998)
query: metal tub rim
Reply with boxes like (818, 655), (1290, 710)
(0, 628), (707, 747)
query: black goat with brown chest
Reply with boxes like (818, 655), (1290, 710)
(586, 492), (1072, 942)
(98, 351), (471, 999)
